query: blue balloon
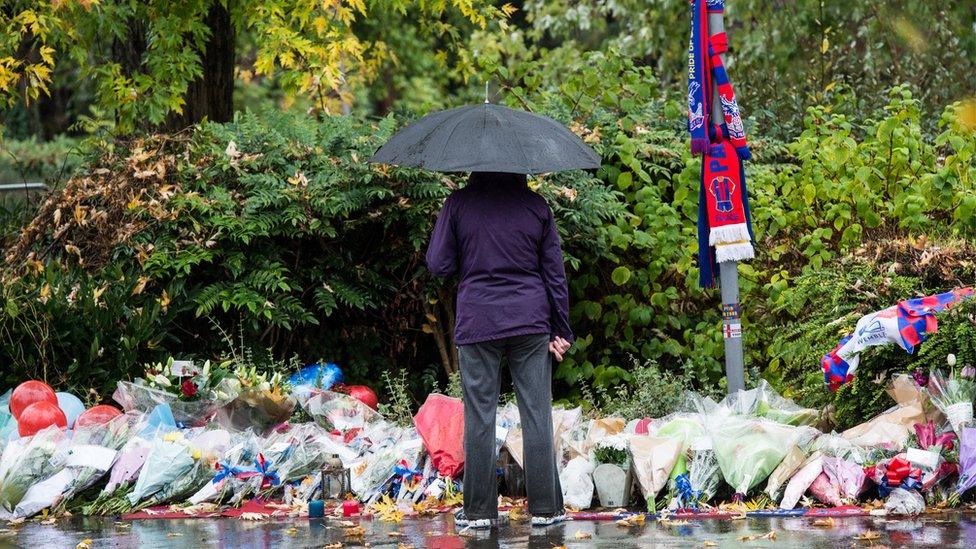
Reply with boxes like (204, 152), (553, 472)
(56, 392), (86, 429)
(290, 362), (343, 390)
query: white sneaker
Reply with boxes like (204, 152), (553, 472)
(531, 512), (568, 526)
(454, 509), (492, 529)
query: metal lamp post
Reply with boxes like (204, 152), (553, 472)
(708, 9), (746, 394)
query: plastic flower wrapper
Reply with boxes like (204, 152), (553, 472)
(925, 367), (976, 433)
(0, 426), (64, 515)
(302, 390), (382, 433)
(187, 432), (256, 505)
(114, 359), (238, 427)
(680, 438), (720, 508)
(953, 426), (976, 498)
(865, 454), (923, 497)
(808, 472), (843, 506)
(905, 420), (956, 477)
(753, 381), (821, 427)
(628, 435), (681, 512)
(650, 414), (704, 453)
(52, 412), (141, 507)
(127, 432), (197, 506)
(103, 437), (152, 494)
(351, 430), (425, 503)
(765, 444), (807, 502)
(780, 454), (824, 509)
(216, 366), (296, 435)
(711, 416), (816, 500)
(821, 456), (867, 502)
(133, 429), (233, 509)
(885, 487), (925, 515)
(842, 374), (936, 449)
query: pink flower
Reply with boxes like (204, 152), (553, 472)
(962, 365), (975, 378)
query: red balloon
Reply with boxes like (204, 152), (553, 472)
(9, 380), (58, 420)
(18, 401), (67, 437)
(75, 405), (123, 428)
(345, 385), (378, 410)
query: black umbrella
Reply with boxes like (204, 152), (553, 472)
(369, 103), (601, 174)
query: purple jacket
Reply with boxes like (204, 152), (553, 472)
(425, 173), (573, 346)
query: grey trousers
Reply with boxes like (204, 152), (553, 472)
(458, 333), (564, 519)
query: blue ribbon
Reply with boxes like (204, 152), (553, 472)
(253, 456), (281, 487)
(394, 463), (422, 481)
(675, 473), (702, 509)
(878, 477), (923, 498)
(212, 462), (245, 484)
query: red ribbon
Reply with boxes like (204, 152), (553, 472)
(885, 456), (921, 487)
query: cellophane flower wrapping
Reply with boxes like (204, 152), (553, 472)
(127, 433), (196, 505)
(57, 412), (140, 504)
(956, 426), (976, 495)
(628, 435), (681, 511)
(114, 379), (238, 428)
(0, 426), (64, 514)
(216, 387), (296, 436)
(885, 487), (925, 515)
(138, 429), (233, 508)
(780, 454), (823, 510)
(765, 444), (806, 502)
(686, 441), (721, 505)
(302, 390), (382, 433)
(924, 369), (975, 432)
(809, 471), (844, 506)
(711, 417), (815, 497)
(821, 456), (867, 502)
(650, 414), (704, 453)
(350, 427), (424, 503)
(102, 438), (152, 495)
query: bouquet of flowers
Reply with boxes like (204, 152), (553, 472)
(593, 434), (630, 466)
(925, 362), (976, 433)
(951, 426), (976, 502)
(134, 429), (233, 510)
(864, 455), (923, 497)
(216, 365), (296, 435)
(127, 432), (198, 507)
(712, 417), (816, 500)
(114, 358), (238, 427)
(628, 435), (681, 512)
(302, 390), (382, 433)
(651, 414), (704, 453)
(45, 412), (141, 515)
(0, 426), (64, 515)
(677, 439), (720, 508)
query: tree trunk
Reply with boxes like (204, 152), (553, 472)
(164, 1), (236, 130)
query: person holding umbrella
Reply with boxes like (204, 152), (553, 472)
(371, 101), (600, 529)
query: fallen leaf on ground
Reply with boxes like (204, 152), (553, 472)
(166, 532), (183, 537)
(76, 540), (93, 549)
(573, 530), (592, 539)
(659, 518), (690, 526)
(388, 532), (404, 537)
(239, 512), (268, 521)
(738, 531), (776, 542)
(813, 518), (835, 527)
(344, 526), (366, 538)
(507, 507), (528, 521)
(703, 542), (718, 547)
(397, 544), (415, 549)
(284, 527), (299, 536)
(854, 530), (881, 541)
(615, 514), (646, 527)
(323, 543), (342, 549)
(40, 518), (56, 525)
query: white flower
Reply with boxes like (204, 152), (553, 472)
(596, 433), (629, 451)
(947, 354), (957, 367)
(153, 374), (172, 387)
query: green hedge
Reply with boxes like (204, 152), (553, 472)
(1, 57), (974, 415)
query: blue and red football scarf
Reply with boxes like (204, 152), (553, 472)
(689, 0), (755, 287)
(822, 288), (974, 391)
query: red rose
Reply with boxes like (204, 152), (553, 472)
(181, 379), (198, 399)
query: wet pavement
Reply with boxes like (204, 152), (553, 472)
(3, 513), (976, 549)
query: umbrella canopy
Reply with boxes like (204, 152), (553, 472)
(370, 103), (600, 174)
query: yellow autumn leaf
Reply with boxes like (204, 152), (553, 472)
(820, 37), (829, 54)
(132, 276), (149, 296)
